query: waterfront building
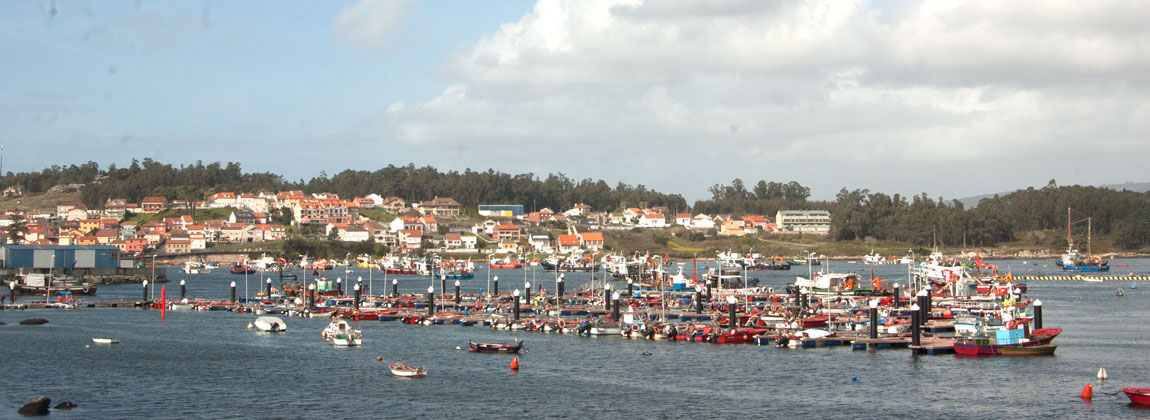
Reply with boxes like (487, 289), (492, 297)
(775, 210), (832, 234)
(0, 244), (120, 269)
(479, 204), (525, 217)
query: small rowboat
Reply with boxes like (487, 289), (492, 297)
(998, 344), (1056, 356)
(389, 363), (428, 378)
(468, 340), (523, 354)
(1122, 388), (1150, 405)
(92, 338), (120, 344)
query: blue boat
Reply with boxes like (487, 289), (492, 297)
(442, 271), (475, 280)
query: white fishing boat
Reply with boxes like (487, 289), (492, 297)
(322, 319), (362, 347)
(182, 261), (213, 274)
(252, 316), (287, 332)
(92, 338), (120, 344)
(388, 363), (428, 378)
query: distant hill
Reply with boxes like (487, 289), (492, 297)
(957, 182), (1150, 208)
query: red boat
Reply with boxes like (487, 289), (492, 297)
(384, 267), (416, 275)
(954, 328), (1063, 356)
(229, 264), (256, 275)
(798, 315), (829, 328)
(468, 340), (523, 353)
(1122, 388), (1150, 405)
(714, 328), (768, 344)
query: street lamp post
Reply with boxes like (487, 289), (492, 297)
(150, 254), (156, 303)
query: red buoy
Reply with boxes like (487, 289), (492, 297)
(1081, 383), (1093, 399)
(510, 357), (520, 371)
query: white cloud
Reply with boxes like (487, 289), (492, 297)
(334, 0), (412, 50)
(380, 0), (1150, 200)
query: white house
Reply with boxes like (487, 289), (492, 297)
(690, 214), (716, 230)
(338, 226), (370, 242)
(637, 213), (666, 228)
(528, 234), (552, 253)
(675, 213), (692, 226)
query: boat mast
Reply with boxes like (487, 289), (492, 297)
(1087, 217), (1092, 256)
(1066, 207), (1073, 251)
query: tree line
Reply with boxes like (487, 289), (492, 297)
(1, 159), (687, 215)
(693, 179), (1150, 250)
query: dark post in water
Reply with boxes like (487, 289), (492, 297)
(627, 278), (633, 300)
(230, 281), (236, 303)
(705, 279), (712, 301)
(179, 279), (186, 300)
(266, 278), (272, 298)
(142, 280), (149, 305)
(308, 283), (315, 308)
(524, 282), (532, 307)
(336, 278), (342, 296)
(426, 286), (434, 316)
(493, 275), (499, 296)
(1033, 299), (1043, 330)
(695, 287), (703, 314)
(604, 284), (612, 311)
(868, 299), (879, 339)
(611, 293), (620, 320)
(557, 277), (564, 299)
(454, 280), (461, 305)
(391, 279), (398, 298)
(353, 283), (361, 310)
(513, 289), (521, 321)
(910, 303), (921, 347)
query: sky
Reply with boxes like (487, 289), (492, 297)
(2, 0), (1147, 202)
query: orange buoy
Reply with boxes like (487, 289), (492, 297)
(1081, 383), (1092, 399)
(510, 357), (520, 370)
(376, 356), (382, 362)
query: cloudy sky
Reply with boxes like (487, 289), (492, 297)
(2, 0), (1147, 202)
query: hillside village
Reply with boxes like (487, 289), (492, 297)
(1, 187), (832, 257)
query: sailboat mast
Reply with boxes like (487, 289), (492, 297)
(1067, 207), (1073, 250)
(1087, 217), (1092, 256)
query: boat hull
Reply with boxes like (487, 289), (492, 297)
(954, 328), (1062, 356)
(389, 363), (428, 378)
(1122, 388), (1150, 405)
(468, 341), (523, 353)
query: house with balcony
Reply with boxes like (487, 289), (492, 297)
(493, 224), (521, 241)
(415, 197), (461, 216)
(579, 231), (605, 251)
(141, 197), (168, 214)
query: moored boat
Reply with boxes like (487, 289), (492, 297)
(92, 338), (120, 344)
(229, 264), (257, 275)
(389, 363), (428, 378)
(323, 319), (362, 347)
(997, 344), (1056, 356)
(252, 316), (287, 332)
(468, 340), (523, 353)
(953, 327), (1063, 356)
(1122, 388), (1150, 405)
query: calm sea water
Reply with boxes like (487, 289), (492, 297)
(3, 258), (1150, 419)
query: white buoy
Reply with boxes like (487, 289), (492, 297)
(456, 346), (462, 351)
(247, 322), (254, 329)
(1097, 367), (1109, 381)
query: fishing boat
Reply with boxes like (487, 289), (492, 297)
(322, 319), (362, 347)
(1122, 388), (1150, 405)
(229, 264), (257, 275)
(953, 327), (1063, 356)
(488, 256), (524, 269)
(92, 338), (120, 344)
(1057, 208), (1109, 272)
(790, 272), (869, 296)
(745, 256), (791, 271)
(388, 363), (428, 379)
(997, 344), (1056, 356)
(468, 340), (523, 354)
(252, 316), (287, 332)
(13, 274), (98, 296)
(182, 261), (213, 274)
